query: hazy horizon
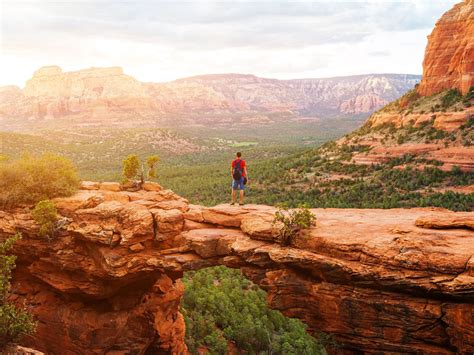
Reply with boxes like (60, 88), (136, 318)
(3, 64), (423, 89)
(0, 0), (459, 87)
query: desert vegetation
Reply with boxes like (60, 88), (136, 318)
(273, 208), (317, 246)
(0, 154), (79, 208)
(158, 149), (473, 211)
(181, 266), (328, 354)
(122, 154), (160, 183)
(32, 200), (59, 239)
(0, 234), (36, 349)
(379, 86), (474, 115)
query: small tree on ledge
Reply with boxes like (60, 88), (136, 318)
(273, 207), (317, 246)
(146, 155), (160, 179)
(32, 200), (59, 240)
(122, 154), (160, 185)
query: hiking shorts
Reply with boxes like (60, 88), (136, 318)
(232, 178), (245, 190)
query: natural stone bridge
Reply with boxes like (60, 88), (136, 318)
(1, 182), (473, 354)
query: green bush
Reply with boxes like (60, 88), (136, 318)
(122, 154), (141, 182)
(122, 154), (160, 183)
(0, 154), (79, 208)
(0, 234), (36, 348)
(441, 89), (462, 108)
(182, 266), (327, 354)
(146, 155), (160, 178)
(274, 208), (317, 246)
(463, 86), (474, 106)
(32, 200), (58, 239)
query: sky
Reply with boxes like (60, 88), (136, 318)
(0, 0), (459, 87)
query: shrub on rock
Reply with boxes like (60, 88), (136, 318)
(273, 207), (317, 246)
(32, 200), (58, 239)
(0, 234), (36, 348)
(0, 154), (79, 208)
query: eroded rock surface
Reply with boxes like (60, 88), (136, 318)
(418, 0), (474, 96)
(1, 183), (473, 354)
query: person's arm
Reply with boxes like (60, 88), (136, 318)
(244, 167), (248, 179)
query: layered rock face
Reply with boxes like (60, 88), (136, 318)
(351, 142), (474, 172)
(418, 0), (474, 96)
(17, 66), (153, 121)
(1, 183), (473, 354)
(348, 106), (474, 172)
(0, 68), (419, 127)
(369, 106), (474, 132)
(161, 73), (419, 116)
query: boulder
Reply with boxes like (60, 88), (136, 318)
(415, 213), (474, 230)
(80, 181), (100, 190)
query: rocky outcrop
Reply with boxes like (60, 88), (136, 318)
(341, 106), (474, 172)
(339, 94), (387, 114)
(20, 66), (153, 121)
(1, 183), (473, 354)
(369, 106), (474, 132)
(416, 212), (474, 229)
(0, 68), (419, 128)
(351, 142), (474, 172)
(418, 0), (474, 96)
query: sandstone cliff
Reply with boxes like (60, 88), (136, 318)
(0, 68), (419, 127)
(1, 182), (473, 354)
(341, 1), (474, 172)
(418, 0), (474, 96)
(161, 73), (419, 116)
(20, 66), (153, 121)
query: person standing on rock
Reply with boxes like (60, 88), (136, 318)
(231, 152), (248, 206)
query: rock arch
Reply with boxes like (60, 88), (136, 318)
(1, 182), (473, 354)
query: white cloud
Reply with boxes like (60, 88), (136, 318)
(0, 0), (459, 86)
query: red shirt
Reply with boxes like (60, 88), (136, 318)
(232, 159), (246, 177)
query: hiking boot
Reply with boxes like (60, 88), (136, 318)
(230, 202), (235, 206)
(239, 203), (245, 206)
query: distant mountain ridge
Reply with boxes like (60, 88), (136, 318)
(0, 67), (419, 128)
(167, 73), (420, 115)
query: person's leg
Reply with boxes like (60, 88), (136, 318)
(231, 188), (236, 204)
(239, 178), (245, 205)
(231, 180), (237, 204)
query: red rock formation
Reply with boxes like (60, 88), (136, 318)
(350, 142), (474, 172)
(1, 183), (473, 354)
(339, 94), (388, 114)
(0, 68), (419, 127)
(21, 66), (154, 120)
(369, 106), (474, 132)
(418, 0), (474, 96)
(346, 2), (474, 171)
(340, 106), (474, 171)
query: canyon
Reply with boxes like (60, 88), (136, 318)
(1, 182), (473, 354)
(1, 2), (473, 354)
(0, 69), (419, 129)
